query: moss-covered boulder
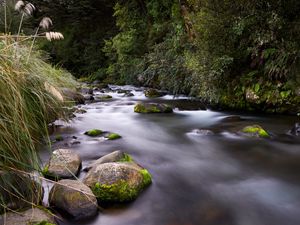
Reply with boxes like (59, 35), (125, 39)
(83, 161), (152, 202)
(84, 129), (103, 137)
(84, 151), (132, 171)
(240, 125), (270, 138)
(144, 89), (164, 98)
(0, 172), (44, 213)
(106, 133), (122, 140)
(0, 207), (56, 225)
(134, 102), (173, 113)
(43, 149), (82, 179)
(49, 179), (98, 220)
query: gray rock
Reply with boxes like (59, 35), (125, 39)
(84, 150), (131, 171)
(83, 94), (94, 101)
(83, 162), (152, 202)
(134, 102), (173, 113)
(49, 179), (98, 219)
(43, 149), (82, 179)
(0, 207), (56, 225)
(61, 88), (85, 104)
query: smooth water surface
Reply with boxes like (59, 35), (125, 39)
(41, 85), (300, 225)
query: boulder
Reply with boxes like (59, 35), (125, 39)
(81, 87), (93, 95)
(144, 89), (165, 98)
(0, 207), (56, 225)
(83, 94), (94, 101)
(83, 162), (152, 202)
(123, 92), (134, 97)
(43, 149), (82, 179)
(49, 179), (98, 219)
(84, 150), (132, 171)
(0, 172), (43, 213)
(240, 125), (270, 138)
(134, 102), (173, 113)
(61, 88), (85, 104)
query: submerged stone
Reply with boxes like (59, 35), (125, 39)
(49, 179), (98, 220)
(43, 149), (82, 179)
(134, 102), (173, 113)
(83, 161), (152, 202)
(241, 125), (270, 138)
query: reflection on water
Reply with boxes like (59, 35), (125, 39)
(41, 85), (300, 225)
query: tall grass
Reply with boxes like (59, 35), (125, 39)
(0, 0), (76, 214)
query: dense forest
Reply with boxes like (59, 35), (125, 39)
(17, 0), (299, 114)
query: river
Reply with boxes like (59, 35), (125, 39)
(40, 85), (300, 225)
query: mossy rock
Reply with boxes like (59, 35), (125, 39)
(144, 89), (164, 98)
(83, 162), (152, 202)
(84, 129), (103, 137)
(49, 179), (98, 219)
(241, 125), (270, 138)
(0, 207), (56, 225)
(106, 133), (122, 140)
(134, 102), (173, 113)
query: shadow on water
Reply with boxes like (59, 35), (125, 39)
(42, 86), (300, 225)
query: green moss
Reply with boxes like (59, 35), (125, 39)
(134, 103), (148, 113)
(55, 135), (63, 142)
(92, 181), (139, 202)
(84, 129), (103, 137)
(33, 221), (55, 225)
(242, 125), (270, 138)
(107, 133), (122, 140)
(140, 169), (152, 187)
(119, 153), (133, 162)
(41, 165), (49, 176)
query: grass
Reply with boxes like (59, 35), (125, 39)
(0, 21), (75, 215)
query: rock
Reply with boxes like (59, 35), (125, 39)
(220, 115), (242, 123)
(83, 94), (94, 101)
(84, 129), (103, 137)
(83, 162), (152, 202)
(240, 125), (270, 138)
(43, 149), (82, 179)
(106, 133), (122, 140)
(0, 172), (44, 213)
(49, 179), (98, 220)
(0, 207), (57, 225)
(289, 122), (300, 136)
(95, 94), (113, 100)
(134, 102), (173, 113)
(61, 88), (85, 104)
(75, 108), (87, 114)
(116, 89), (129, 94)
(144, 88), (165, 98)
(81, 87), (93, 95)
(123, 92), (134, 97)
(84, 151), (132, 171)
(189, 129), (214, 136)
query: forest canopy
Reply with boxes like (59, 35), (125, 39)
(1, 0), (299, 113)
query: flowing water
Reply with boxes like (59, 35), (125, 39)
(41, 85), (300, 225)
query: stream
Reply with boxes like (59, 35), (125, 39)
(40, 85), (300, 225)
